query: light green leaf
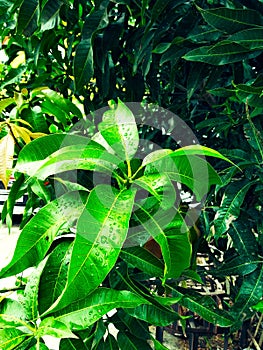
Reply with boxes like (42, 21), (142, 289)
(52, 288), (149, 331)
(37, 317), (78, 339)
(0, 328), (29, 350)
(99, 99), (139, 162)
(120, 246), (164, 276)
(17, 0), (39, 36)
(0, 299), (27, 328)
(0, 97), (15, 113)
(32, 142), (121, 180)
(197, 6), (263, 34)
(15, 134), (88, 176)
(0, 191), (87, 278)
(47, 185), (136, 312)
(151, 336), (170, 350)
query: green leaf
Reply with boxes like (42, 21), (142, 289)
(0, 191), (87, 278)
(99, 100), (139, 162)
(60, 337), (90, 350)
(197, 6), (263, 34)
(211, 256), (259, 277)
(214, 180), (256, 237)
(229, 28), (263, 50)
(23, 259), (46, 320)
(31, 142), (121, 180)
(104, 334), (118, 350)
(229, 221), (258, 256)
(0, 299), (27, 328)
(38, 239), (73, 315)
(120, 246), (164, 276)
(74, 0), (109, 92)
(15, 134), (89, 176)
(151, 336), (170, 350)
(133, 173), (176, 209)
(0, 328), (29, 350)
(171, 287), (234, 327)
(133, 204), (191, 280)
(118, 332), (152, 350)
(48, 185), (136, 312)
(183, 42), (260, 65)
(230, 265), (263, 321)
(40, 0), (64, 30)
(37, 317), (78, 339)
(52, 288), (149, 331)
(17, 0), (40, 36)
(0, 97), (15, 113)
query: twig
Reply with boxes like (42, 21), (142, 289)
(247, 329), (261, 350)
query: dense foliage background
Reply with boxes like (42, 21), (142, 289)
(0, 0), (263, 349)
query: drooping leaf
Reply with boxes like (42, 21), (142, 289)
(0, 327), (29, 350)
(183, 42), (261, 65)
(15, 134), (91, 176)
(0, 191), (87, 278)
(120, 246), (164, 277)
(36, 317), (78, 339)
(230, 265), (263, 322)
(170, 287), (234, 327)
(38, 239), (73, 315)
(211, 256), (259, 277)
(48, 185), (136, 311)
(99, 99), (139, 162)
(17, 0), (40, 36)
(213, 180), (256, 237)
(40, 0), (64, 30)
(51, 288), (149, 331)
(118, 332), (152, 350)
(197, 6), (263, 34)
(0, 133), (15, 188)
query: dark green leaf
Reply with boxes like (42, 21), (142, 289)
(118, 332), (152, 350)
(17, 0), (39, 36)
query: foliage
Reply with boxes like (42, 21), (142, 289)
(1, 0), (263, 348)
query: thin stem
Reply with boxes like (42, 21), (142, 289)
(127, 159), (132, 178)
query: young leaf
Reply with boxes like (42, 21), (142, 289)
(0, 133), (15, 188)
(52, 288), (149, 331)
(47, 185), (136, 312)
(98, 99), (139, 163)
(0, 191), (87, 278)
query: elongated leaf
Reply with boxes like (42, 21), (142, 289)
(17, 0), (39, 36)
(118, 332), (152, 350)
(52, 288), (149, 331)
(0, 299), (27, 328)
(37, 317), (77, 339)
(214, 180), (256, 237)
(99, 99), (139, 162)
(38, 240), (73, 315)
(41, 0), (64, 29)
(23, 260), (46, 320)
(151, 336), (170, 350)
(133, 204), (190, 279)
(0, 133), (15, 188)
(74, 0), (109, 91)
(230, 265), (263, 321)
(48, 185), (136, 312)
(229, 221), (258, 256)
(198, 6), (263, 34)
(0, 328), (29, 350)
(104, 334), (119, 350)
(229, 28), (263, 50)
(171, 287), (234, 327)
(0, 191), (87, 278)
(183, 42), (260, 65)
(31, 142), (121, 180)
(133, 173), (176, 209)
(211, 256), (259, 277)
(60, 337), (90, 350)
(0, 97), (15, 113)
(15, 134), (90, 176)
(120, 246), (164, 276)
